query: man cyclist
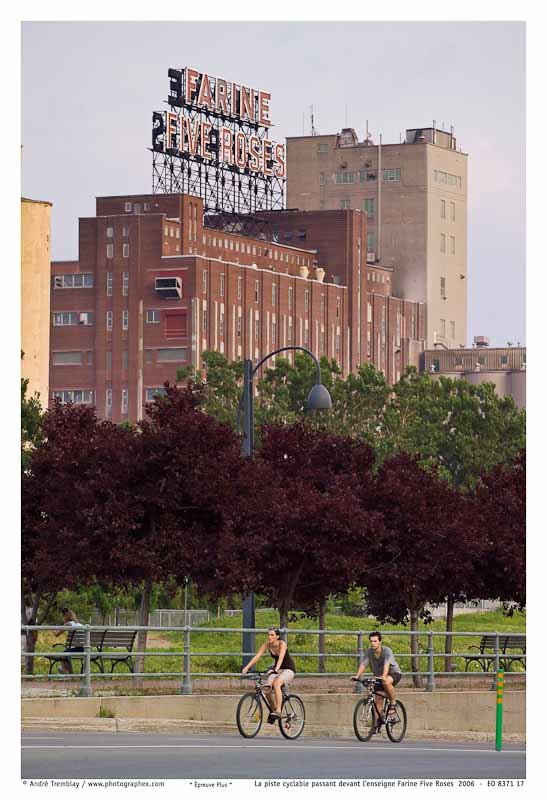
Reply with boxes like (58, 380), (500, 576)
(352, 631), (402, 729)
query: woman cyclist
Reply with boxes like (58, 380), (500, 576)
(242, 627), (296, 722)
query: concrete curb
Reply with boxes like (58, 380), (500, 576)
(21, 717), (525, 743)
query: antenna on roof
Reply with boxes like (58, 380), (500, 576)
(310, 105), (317, 136)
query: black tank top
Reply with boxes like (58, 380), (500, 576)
(269, 645), (296, 673)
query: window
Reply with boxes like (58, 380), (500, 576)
(106, 272), (113, 296)
(434, 169), (461, 188)
(202, 308), (208, 333)
(53, 312), (78, 326)
(202, 270), (207, 293)
(450, 321), (456, 339)
(123, 272), (129, 296)
(367, 303), (372, 323)
(450, 202), (456, 221)
(122, 350), (128, 370)
(220, 273), (225, 297)
(287, 318), (293, 344)
(106, 227), (114, 238)
(237, 313), (242, 337)
(122, 310), (129, 330)
(501, 354), (508, 365)
(145, 350), (153, 364)
(341, 199), (351, 210)
(78, 311), (94, 325)
(237, 277), (243, 300)
(145, 387), (167, 402)
(176, 228), (180, 239)
(320, 294), (325, 314)
(122, 226), (129, 237)
(143, 203), (150, 211)
(106, 311), (113, 330)
(105, 388), (112, 418)
(219, 312), (225, 336)
(106, 244), (113, 259)
(367, 232), (376, 252)
(125, 202), (132, 212)
(319, 173), (325, 186)
(450, 236), (456, 255)
(52, 351), (82, 366)
(335, 171), (355, 184)
(440, 234), (446, 253)
(255, 317), (260, 341)
(53, 273), (94, 289)
(304, 320), (309, 345)
(440, 319), (446, 337)
(440, 277), (446, 298)
(255, 280), (259, 303)
(441, 200), (446, 219)
(271, 317), (276, 344)
(121, 388), (128, 415)
(134, 203), (141, 214)
(164, 226), (169, 237)
(169, 227), (174, 238)
(52, 390), (94, 405)
(297, 229), (307, 241)
(146, 309), (160, 324)
(363, 198), (375, 217)
(382, 168), (401, 182)
(123, 243), (129, 258)
(157, 348), (187, 362)
(304, 290), (309, 312)
(317, 143), (328, 152)
(335, 334), (340, 353)
(272, 283), (277, 306)
(288, 286), (293, 311)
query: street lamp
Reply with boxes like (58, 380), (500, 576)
(238, 346), (332, 668)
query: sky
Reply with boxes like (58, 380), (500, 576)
(21, 20), (525, 347)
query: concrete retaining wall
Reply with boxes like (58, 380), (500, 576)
(21, 690), (525, 742)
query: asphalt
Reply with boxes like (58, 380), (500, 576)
(21, 730), (526, 780)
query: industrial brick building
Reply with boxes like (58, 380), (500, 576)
(286, 126), (468, 350)
(49, 192), (425, 422)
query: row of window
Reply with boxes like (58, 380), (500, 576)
(106, 243), (130, 259)
(53, 273), (94, 289)
(200, 233), (312, 265)
(53, 312), (94, 326)
(106, 226), (130, 238)
(124, 201), (149, 213)
(52, 351), (94, 366)
(106, 272), (129, 296)
(434, 170), (462, 189)
(438, 319), (456, 339)
(331, 168), (400, 186)
(201, 274), (341, 315)
(368, 271), (390, 285)
(52, 390), (94, 405)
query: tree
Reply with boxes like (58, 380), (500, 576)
(248, 425), (380, 629)
(357, 453), (467, 687)
(21, 376), (43, 472)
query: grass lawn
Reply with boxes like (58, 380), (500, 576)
(22, 608), (524, 680)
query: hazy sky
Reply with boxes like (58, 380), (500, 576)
(21, 20), (525, 347)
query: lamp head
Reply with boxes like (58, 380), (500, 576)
(307, 383), (332, 411)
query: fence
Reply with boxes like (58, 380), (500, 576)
(88, 609), (211, 627)
(21, 625), (525, 698)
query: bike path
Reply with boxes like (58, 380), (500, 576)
(21, 730), (525, 780)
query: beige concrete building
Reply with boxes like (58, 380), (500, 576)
(422, 341), (526, 409)
(21, 198), (52, 404)
(287, 126), (468, 350)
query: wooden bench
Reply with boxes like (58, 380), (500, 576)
(46, 628), (137, 674)
(463, 634), (526, 672)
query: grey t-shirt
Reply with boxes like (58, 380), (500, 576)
(361, 645), (401, 677)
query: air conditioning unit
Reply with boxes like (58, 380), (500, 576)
(367, 252), (376, 262)
(79, 312), (91, 325)
(155, 276), (182, 299)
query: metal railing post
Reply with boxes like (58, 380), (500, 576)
(495, 671), (504, 751)
(79, 625), (92, 697)
(426, 630), (435, 692)
(182, 626), (192, 695)
(492, 632), (500, 691)
(354, 631), (364, 693)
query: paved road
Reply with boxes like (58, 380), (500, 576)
(21, 731), (525, 780)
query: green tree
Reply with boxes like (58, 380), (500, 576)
(21, 375), (43, 472)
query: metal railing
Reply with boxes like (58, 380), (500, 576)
(21, 625), (526, 697)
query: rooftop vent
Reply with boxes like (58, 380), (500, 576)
(473, 335), (490, 348)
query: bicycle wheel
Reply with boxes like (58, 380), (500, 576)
(236, 693), (263, 738)
(353, 698), (380, 742)
(385, 700), (407, 743)
(279, 694), (305, 740)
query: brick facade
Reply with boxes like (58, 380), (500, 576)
(50, 193), (426, 421)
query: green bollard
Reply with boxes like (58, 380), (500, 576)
(495, 671), (504, 751)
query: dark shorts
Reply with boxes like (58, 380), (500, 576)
(374, 671), (401, 687)
(64, 646), (84, 654)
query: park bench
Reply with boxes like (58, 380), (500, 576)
(463, 634), (526, 672)
(45, 628), (137, 675)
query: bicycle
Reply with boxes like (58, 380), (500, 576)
(351, 677), (407, 743)
(236, 669), (306, 740)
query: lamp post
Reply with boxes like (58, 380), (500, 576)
(238, 346), (332, 669)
